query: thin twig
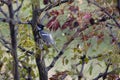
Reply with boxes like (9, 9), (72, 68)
(93, 62), (112, 80)
(14, 0), (24, 13)
(0, 32), (34, 55)
(0, 35), (11, 51)
(0, 18), (9, 22)
(0, 17), (31, 24)
(106, 23), (118, 45)
(18, 46), (34, 55)
(39, 0), (70, 12)
(0, 0), (8, 5)
(78, 55), (86, 80)
(0, 7), (8, 17)
(47, 19), (108, 71)
(87, 0), (120, 28)
(47, 25), (89, 71)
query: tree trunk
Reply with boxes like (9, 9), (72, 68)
(8, 1), (19, 80)
(31, 0), (48, 80)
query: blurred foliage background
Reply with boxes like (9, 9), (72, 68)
(0, 0), (120, 80)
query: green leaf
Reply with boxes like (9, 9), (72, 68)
(84, 58), (89, 63)
(73, 48), (78, 53)
(79, 60), (82, 64)
(3, 57), (8, 62)
(73, 48), (82, 53)
(97, 54), (103, 61)
(65, 59), (69, 65)
(19, 54), (26, 60)
(96, 63), (102, 68)
(89, 64), (93, 75)
(31, 69), (36, 78)
(92, 49), (96, 52)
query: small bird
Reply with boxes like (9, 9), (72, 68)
(39, 30), (55, 46)
(36, 24), (58, 52)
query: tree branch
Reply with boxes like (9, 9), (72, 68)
(31, 0), (48, 80)
(40, 0), (71, 12)
(47, 13), (114, 71)
(7, 1), (19, 79)
(93, 62), (112, 80)
(18, 46), (34, 55)
(0, 17), (31, 25)
(0, 33), (11, 51)
(0, 0), (8, 5)
(14, 0), (24, 13)
(0, 32), (34, 55)
(87, 0), (120, 28)
(47, 25), (89, 71)
(78, 55), (86, 80)
(0, 7), (8, 17)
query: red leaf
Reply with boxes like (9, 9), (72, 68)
(43, 0), (49, 5)
(69, 6), (79, 13)
(83, 13), (92, 20)
(49, 10), (59, 16)
(97, 32), (104, 39)
(49, 9), (64, 16)
(49, 71), (68, 80)
(47, 16), (60, 31)
(81, 35), (89, 41)
(61, 16), (75, 30)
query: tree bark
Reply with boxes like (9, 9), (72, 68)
(31, 0), (48, 80)
(8, 1), (19, 80)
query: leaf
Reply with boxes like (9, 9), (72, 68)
(49, 10), (59, 16)
(3, 57), (8, 62)
(43, 0), (49, 5)
(79, 60), (82, 64)
(73, 48), (78, 53)
(96, 63), (103, 67)
(77, 49), (82, 53)
(31, 69), (36, 78)
(89, 64), (93, 75)
(47, 16), (60, 31)
(97, 54), (103, 61)
(62, 56), (66, 65)
(97, 39), (103, 45)
(69, 6), (79, 13)
(20, 38), (35, 48)
(49, 71), (68, 80)
(65, 59), (69, 65)
(83, 13), (92, 20)
(84, 57), (89, 63)
(81, 35), (89, 41)
(19, 54), (26, 60)
(92, 49), (96, 52)
(73, 48), (82, 53)
(49, 9), (64, 16)
(61, 16), (75, 30)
